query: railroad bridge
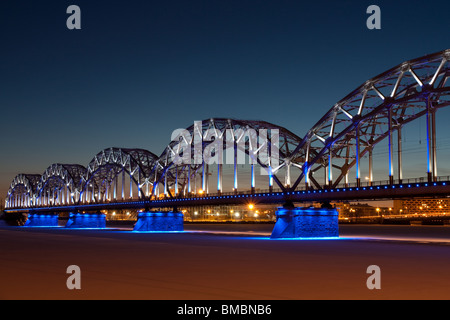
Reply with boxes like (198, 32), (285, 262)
(4, 49), (450, 238)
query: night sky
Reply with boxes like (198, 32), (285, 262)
(0, 0), (449, 198)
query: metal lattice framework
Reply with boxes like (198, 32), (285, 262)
(6, 174), (41, 208)
(4, 49), (450, 209)
(153, 118), (302, 197)
(289, 49), (450, 190)
(36, 164), (87, 206)
(81, 147), (159, 202)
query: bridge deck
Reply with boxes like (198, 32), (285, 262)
(6, 180), (450, 213)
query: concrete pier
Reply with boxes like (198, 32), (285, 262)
(65, 212), (106, 228)
(133, 211), (184, 232)
(270, 207), (339, 239)
(24, 213), (59, 227)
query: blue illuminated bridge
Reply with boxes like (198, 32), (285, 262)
(4, 49), (450, 238)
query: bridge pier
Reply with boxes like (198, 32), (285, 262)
(133, 211), (184, 232)
(24, 212), (59, 227)
(270, 206), (339, 239)
(65, 212), (106, 228)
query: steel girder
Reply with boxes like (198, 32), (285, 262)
(6, 174), (41, 208)
(289, 49), (450, 190)
(153, 118), (303, 196)
(82, 147), (159, 201)
(36, 164), (87, 205)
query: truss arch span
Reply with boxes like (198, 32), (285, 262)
(6, 174), (41, 208)
(81, 147), (159, 203)
(36, 164), (87, 206)
(154, 118), (303, 197)
(289, 49), (450, 190)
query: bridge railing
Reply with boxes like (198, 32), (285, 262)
(6, 175), (450, 210)
(334, 176), (450, 189)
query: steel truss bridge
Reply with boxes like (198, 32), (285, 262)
(5, 49), (450, 213)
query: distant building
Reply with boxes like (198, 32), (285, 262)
(335, 201), (391, 221)
(394, 198), (450, 215)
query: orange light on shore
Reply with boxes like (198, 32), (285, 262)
(248, 204), (254, 210)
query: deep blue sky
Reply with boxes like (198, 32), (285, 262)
(1, 0), (449, 197)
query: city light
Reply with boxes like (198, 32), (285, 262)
(248, 204), (254, 210)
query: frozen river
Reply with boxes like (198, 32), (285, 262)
(1, 223), (450, 299)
